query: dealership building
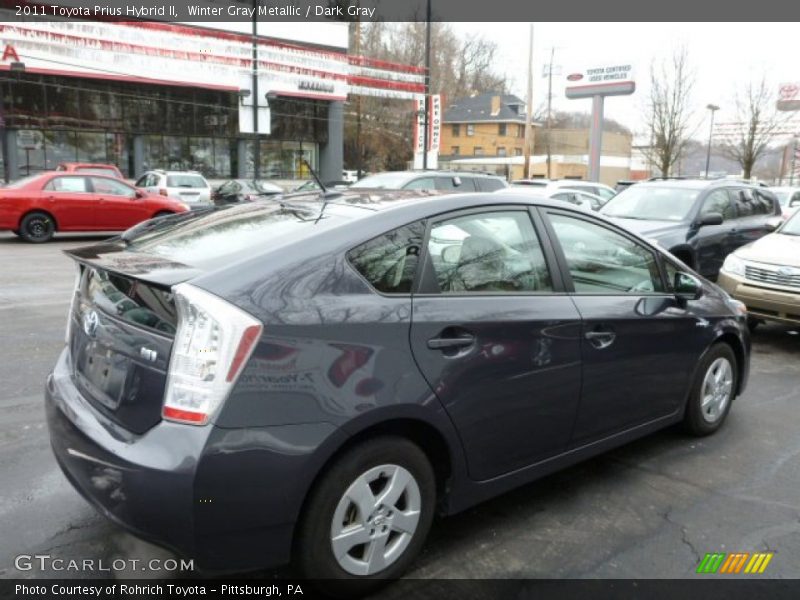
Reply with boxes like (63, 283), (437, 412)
(0, 18), (425, 181)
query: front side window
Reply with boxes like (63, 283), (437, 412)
(549, 213), (665, 294)
(700, 189), (735, 221)
(347, 221), (426, 294)
(426, 211), (552, 293)
(45, 176), (88, 193)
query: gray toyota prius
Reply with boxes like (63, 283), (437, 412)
(46, 190), (750, 594)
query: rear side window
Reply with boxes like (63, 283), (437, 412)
(754, 190), (778, 215)
(44, 176), (88, 193)
(733, 189), (755, 217)
(347, 221), (426, 294)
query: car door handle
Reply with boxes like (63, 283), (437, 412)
(427, 334), (475, 350)
(585, 330), (616, 349)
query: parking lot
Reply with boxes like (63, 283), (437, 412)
(1, 231), (799, 583)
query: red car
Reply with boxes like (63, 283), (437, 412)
(56, 162), (124, 179)
(0, 172), (190, 242)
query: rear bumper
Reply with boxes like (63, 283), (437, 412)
(46, 348), (342, 572)
(718, 272), (800, 325)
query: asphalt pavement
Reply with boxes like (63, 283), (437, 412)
(1, 232), (798, 584)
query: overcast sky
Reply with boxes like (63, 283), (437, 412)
(451, 22), (799, 142)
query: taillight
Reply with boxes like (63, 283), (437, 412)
(162, 284), (262, 426)
(159, 188), (168, 196)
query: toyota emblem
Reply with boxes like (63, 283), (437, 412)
(82, 310), (100, 337)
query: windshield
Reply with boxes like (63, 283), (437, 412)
(350, 172), (414, 189)
(167, 174), (207, 188)
(600, 186), (699, 221)
(782, 210), (800, 236)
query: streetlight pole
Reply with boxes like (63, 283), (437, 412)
(422, 0), (431, 170)
(252, 0), (260, 180)
(704, 103), (719, 178)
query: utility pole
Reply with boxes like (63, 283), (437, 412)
(251, 0), (260, 180)
(545, 46), (554, 179)
(791, 138), (797, 186)
(422, 0), (431, 170)
(354, 17), (362, 179)
(704, 103), (719, 178)
(523, 24), (534, 180)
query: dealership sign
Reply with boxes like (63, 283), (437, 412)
(565, 64), (635, 98)
(777, 83), (800, 111)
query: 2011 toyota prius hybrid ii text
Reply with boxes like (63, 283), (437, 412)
(46, 190), (750, 595)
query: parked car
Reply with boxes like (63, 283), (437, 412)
(600, 179), (782, 280)
(498, 186), (595, 211)
(212, 179), (284, 205)
(768, 186), (800, 220)
(718, 208), (800, 329)
(56, 162), (124, 179)
(0, 172), (189, 242)
(134, 170), (212, 208)
(511, 178), (617, 203)
(349, 170), (507, 193)
(549, 189), (607, 211)
(47, 190), (749, 594)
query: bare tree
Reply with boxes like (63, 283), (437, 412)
(720, 77), (786, 179)
(642, 47), (696, 177)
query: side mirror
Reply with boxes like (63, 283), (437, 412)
(765, 216), (783, 232)
(674, 272), (703, 301)
(697, 212), (723, 227)
(135, 189), (146, 199)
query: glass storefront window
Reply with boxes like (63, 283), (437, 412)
(260, 140), (281, 178)
(189, 137), (214, 176)
(16, 130), (45, 175)
(213, 139), (232, 178)
(106, 133), (128, 175)
(44, 130), (78, 169)
(76, 132), (108, 163)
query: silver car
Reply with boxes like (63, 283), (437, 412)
(135, 170), (212, 208)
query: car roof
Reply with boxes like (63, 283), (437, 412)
(367, 170), (502, 179)
(634, 178), (762, 191)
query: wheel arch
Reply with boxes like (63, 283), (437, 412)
(713, 330), (747, 397)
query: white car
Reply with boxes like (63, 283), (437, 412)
(135, 170), (212, 208)
(768, 186), (800, 220)
(510, 178), (617, 205)
(499, 186), (595, 211)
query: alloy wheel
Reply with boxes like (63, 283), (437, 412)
(330, 464), (421, 576)
(700, 357), (733, 423)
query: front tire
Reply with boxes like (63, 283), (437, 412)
(20, 211), (55, 243)
(683, 343), (737, 436)
(294, 436), (436, 597)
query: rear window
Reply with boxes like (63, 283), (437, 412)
(76, 167), (119, 177)
(167, 174), (207, 188)
(126, 204), (347, 269)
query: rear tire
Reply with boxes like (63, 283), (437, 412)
(683, 343), (737, 436)
(20, 211), (55, 243)
(294, 436), (436, 597)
